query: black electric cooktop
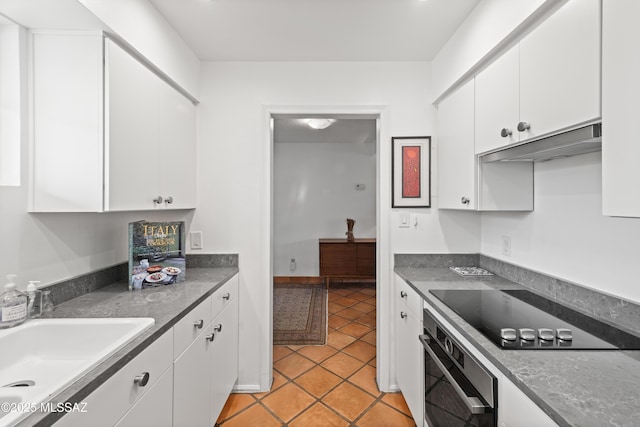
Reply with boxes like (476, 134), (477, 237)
(429, 289), (640, 350)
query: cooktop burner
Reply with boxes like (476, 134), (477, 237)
(429, 289), (640, 350)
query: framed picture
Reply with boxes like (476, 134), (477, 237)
(392, 136), (431, 208)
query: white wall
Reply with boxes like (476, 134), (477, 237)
(0, 21), (21, 186)
(194, 61), (480, 391)
(273, 141), (376, 277)
(481, 152), (640, 304)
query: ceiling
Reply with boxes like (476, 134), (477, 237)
(149, 0), (479, 61)
(274, 118), (376, 145)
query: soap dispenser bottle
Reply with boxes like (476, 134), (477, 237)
(0, 274), (28, 328)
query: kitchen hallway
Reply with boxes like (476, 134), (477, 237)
(215, 283), (416, 426)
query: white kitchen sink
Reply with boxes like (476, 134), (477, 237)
(0, 318), (155, 426)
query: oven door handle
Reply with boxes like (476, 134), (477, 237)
(419, 334), (491, 415)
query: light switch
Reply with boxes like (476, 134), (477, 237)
(399, 212), (410, 228)
(190, 231), (203, 249)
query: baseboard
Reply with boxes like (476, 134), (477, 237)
(273, 276), (324, 284)
(232, 383), (264, 393)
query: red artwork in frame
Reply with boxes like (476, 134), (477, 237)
(392, 136), (431, 208)
(402, 145), (421, 198)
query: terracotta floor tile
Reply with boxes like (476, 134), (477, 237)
(335, 307), (365, 321)
(348, 364), (381, 398)
(348, 291), (370, 301)
(328, 315), (351, 330)
(216, 393), (257, 423)
(332, 288), (355, 296)
(355, 401), (416, 427)
(358, 287), (377, 296)
(361, 330), (376, 345)
(273, 352), (315, 379)
(368, 357), (377, 368)
(321, 352), (364, 378)
(219, 402), (282, 427)
(294, 365), (342, 398)
(261, 383), (315, 422)
(355, 312), (376, 327)
(329, 302), (346, 314)
(343, 340), (376, 363)
(322, 382), (376, 421)
(335, 296), (359, 307)
(297, 345), (338, 363)
(287, 344), (306, 351)
(351, 301), (375, 313)
(364, 296), (377, 306)
(273, 345), (293, 362)
(339, 322), (372, 338)
(327, 330), (357, 350)
(289, 402), (349, 427)
(381, 393), (413, 417)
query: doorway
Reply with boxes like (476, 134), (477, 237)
(262, 105), (393, 394)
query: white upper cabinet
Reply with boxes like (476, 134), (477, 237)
(519, 0), (601, 140)
(475, 46), (520, 154)
(474, 0), (601, 154)
(30, 33), (196, 213)
(438, 79), (477, 210)
(602, 0), (640, 217)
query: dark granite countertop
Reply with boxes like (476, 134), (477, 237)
(395, 266), (640, 427)
(18, 267), (238, 427)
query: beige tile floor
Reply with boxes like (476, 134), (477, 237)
(215, 283), (416, 426)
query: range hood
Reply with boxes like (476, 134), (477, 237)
(480, 123), (602, 163)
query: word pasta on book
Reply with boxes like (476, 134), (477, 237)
(128, 221), (186, 290)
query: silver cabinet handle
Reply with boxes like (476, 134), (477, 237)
(206, 333), (215, 342)
(500, 128), (512, 137)
(461, 197), (470, 205)
(194, 319), (204, 329)
(133, 372), (150, 387)
(222, 293), (231, 301)
(165, 196), (173, 205)
(517, 121), (530, 132)
(400, 311), (407, 319)
(153, 196), (163, 204)
(400, 291), (407, 298)
(214, 324), (222, 333)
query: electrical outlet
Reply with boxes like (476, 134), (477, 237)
(501, 235), (511, 257)
(190, 231), (203, 250)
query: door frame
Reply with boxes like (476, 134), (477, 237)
(262, 104), (393, 391)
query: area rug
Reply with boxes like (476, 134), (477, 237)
(273, 283), (327, 345)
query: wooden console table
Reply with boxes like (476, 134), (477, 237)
(319, 238), (376, 286)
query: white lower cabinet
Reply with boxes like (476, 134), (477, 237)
(55, 274), (239, 427)
(394, 275), (424, 427)
(498, 376), (557, 427)
(55, 330), (174, 427)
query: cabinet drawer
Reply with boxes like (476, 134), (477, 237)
(396, 276), (423, 319)
(173, 296), (212, 359)
(114, 365), (173, 427)
(212, 275), (239, 319)
(55, 330), (173, 427)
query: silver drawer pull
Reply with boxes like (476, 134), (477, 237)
(214, 324), (222, 333)
(400, 291), (407, 298)
(206, 333), (215, 342)
(194, 319), (204, 329)
(133, 372), (150, 387)
(222, 293), (231, 301)
(400, 311), (407, 319)
(165, 196), (173, 204)
(153, 196), (163, 204)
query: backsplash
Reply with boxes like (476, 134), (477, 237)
(43, 254), (239, 308)
(394, 253), (640, 335)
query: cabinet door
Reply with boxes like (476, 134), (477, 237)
(356, 243), (375, 276)
(158, 83), (196, 209)
(602, 0), (640, 217)
(499, 377), (558, 427)
(105, 39), (162, 211)
(320, 243), (357, 276)
(438, 79), (476, 210)
(173, 324), (213, 427)
(519, 0), (601, 140)
(475, 45), (520, 154)
(115, 366), (173, 427)
(210, 298), (239, 423)
(395, 278), (424, 427)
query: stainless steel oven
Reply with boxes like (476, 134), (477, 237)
(420, 309), (497, 427)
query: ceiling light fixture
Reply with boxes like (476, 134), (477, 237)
(305, 118), (335, 130)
